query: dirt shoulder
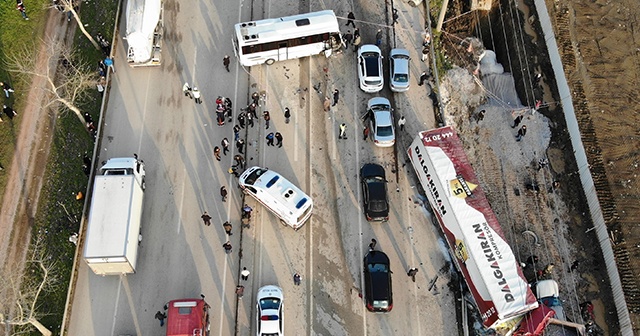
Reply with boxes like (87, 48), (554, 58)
(0, 8), (73, 323)
(545, 0), (640, 331)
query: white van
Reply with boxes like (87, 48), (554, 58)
(239, 166), (313, 230)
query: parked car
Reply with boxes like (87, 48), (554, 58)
(367, 98), (395, 147)
(360, 163), (389, 221)
(363, 251), (393, 312)
(357, 45), (384, 93)
(256, 285), (284, 336)
(389, 49), (410, 92)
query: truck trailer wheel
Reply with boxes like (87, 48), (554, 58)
(265, 58), (275, 65)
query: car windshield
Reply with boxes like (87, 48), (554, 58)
(393, 73), (408, 83)
(244, 168), (267, 185)
(368, 263), (389, 272)
(377, 125), (393, 137)
(259, 298), (281, 310)
(369, 104), (389, 112)
(369, 200), (388, 212)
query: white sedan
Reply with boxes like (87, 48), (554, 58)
(256, 285), (284, 336)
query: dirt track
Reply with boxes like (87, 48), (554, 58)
(544, 0), (640, 332)
(0, 9), (73, 333)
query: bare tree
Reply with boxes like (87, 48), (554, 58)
(0, 235), (60, 336)
(5, 38), (99, 127)
(51, 0), (101, 51)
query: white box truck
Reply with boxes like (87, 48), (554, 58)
(125, 0), (163, 67)
(84, 157), (146, 276)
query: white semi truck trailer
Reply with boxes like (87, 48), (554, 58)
(84, 157), (146, 276)
(125, 0), (163, 67)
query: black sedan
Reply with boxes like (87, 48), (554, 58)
(360, 163), (389, 221)
(363, 251), (393, 312)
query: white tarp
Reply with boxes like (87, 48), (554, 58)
(407, 126), (538, 328)
(126, 0), (161, 63)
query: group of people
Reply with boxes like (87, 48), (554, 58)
(214, 96), (233, 126)
(342, 12), (362, 51)
(0, 82), (18, 123)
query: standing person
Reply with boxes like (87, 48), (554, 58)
(339, 123), (347, 139)
(236, 139), (245, 154)
(346, 11), (356, 27)
(343, 30), (353, 47)
(352, 29), (361, 52)
(247, 103), (258, 119)
(201, 212), (212, 226)
(407, 268), (418, 282)
(192, 87), (202, 104)
(234, 154), (245, 168)
(392, 8), (399, 24)
(223, 221), (233, 235)
(369, 239), (377, 251)
(235, 285), (245, 298)
(398, 116), (406, 132)
(293, 273), (302, 285)
(266, 132), (275, 146)
(242, 204), (253, 217)
(155, 311), (166, 327)
(363, 126), (369, 141)
(224, 97), (233, 121)
(247, 110), (255, 128)
(251, 92), (260, 106)
(17, 1), (28, 20)
(418, 71), (428, 86)
(274, 132), (283, 147)
(323, 96), (331, 112)
(511, 115), (523, 128)
(0, 82), (15, 98)
(263, 110), (271, 129)
(221, 138), (230, 155)
(284, 107), (291, 124)
(104, 56), (115, 73)
(223, 241), (233, 254)
(233, 125), (241, 141)
(223, 55), (231, 72)
(477, 109), (486, 122)
(375, 29), (383, 47)
(213, 146), (221, 161)
(241, 267), (250, 281)
(3, 105), (17, 120)
(237, 112), (246, 128)
(516, 125), (527, 141)
(220, 186), (228, 202)
(332, 89), (340, 106)
(182, 82), (192, 98)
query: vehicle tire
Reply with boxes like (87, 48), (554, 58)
(141, 179), (146, 191)
(280, 219), (288, 227)
(265, 59), (275, 65)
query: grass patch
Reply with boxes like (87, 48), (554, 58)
(3, 0), (119, 334)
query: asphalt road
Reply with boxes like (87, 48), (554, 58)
(66, 0), (457, 335)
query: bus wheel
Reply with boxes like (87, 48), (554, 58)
(265, 59), (275, 65)
(280, 219), (288, 227)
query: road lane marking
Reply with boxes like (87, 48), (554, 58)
(176, 171), (186, 234)
(120, 276), (142, 336)
(137, 71), (152, 153)
(218, 250), (230, 336)
(307, 58), (314, 336)
(110, 279), (123, 336)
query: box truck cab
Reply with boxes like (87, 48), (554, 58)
(166, 298), (210, 336)
(83, 157), (146, 276)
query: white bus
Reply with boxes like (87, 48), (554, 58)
(234, 10), (343, 67)
(239, 166), (313, 230)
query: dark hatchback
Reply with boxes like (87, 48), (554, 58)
(360, 163), (389, 221)
(363, 251), (393, 312)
